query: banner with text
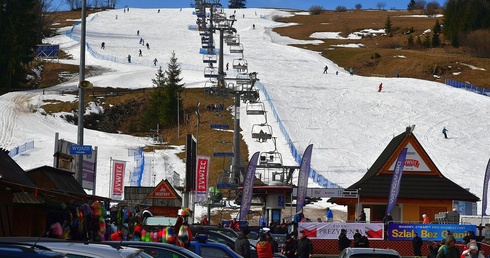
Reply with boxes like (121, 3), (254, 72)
(297, 144), (313, 213)
(112, 160), (126, 197)
(298, 222), (384, 240)
(387, 223), (476, 241)
(482, 158), (490, 215)
(240, 152), (260, 221)
(386, 148), (408, 215)
(195, 155), (210, 203)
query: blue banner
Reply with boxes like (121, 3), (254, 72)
(482, 158), (490, 215)
(386, 148), (408, 215)
(240, 152), (260, 220)
(297, 144), (313, 213)
(387, 223), (476, 241)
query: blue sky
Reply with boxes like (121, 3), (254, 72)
(53, 0), (447, 11)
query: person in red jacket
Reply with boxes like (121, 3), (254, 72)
(229, 218), (240, 231)
(256, 233), (273, 258)
(110, 225), (124, 241)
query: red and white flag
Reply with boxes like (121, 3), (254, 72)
(195, 156), (210, 202)
(112, 160), (126, 197)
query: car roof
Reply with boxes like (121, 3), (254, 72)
(0, 243), (67, 257)
(1, 240), (148, 258)
(104, 241), (201, 258)
(342, 248), (402, 256)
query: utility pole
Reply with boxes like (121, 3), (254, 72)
(77, 0), (87, 185)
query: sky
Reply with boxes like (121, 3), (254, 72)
(1, 7), (489, 221)
(52, 0), (447, 12)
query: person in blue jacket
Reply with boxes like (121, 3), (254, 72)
(442, 127), (448, 139)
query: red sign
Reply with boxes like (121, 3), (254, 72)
(112, 160), (126, 195)
(149, 180), (178, 199)
(196, 156), (210, 194)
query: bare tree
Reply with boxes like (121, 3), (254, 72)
(376, 2), (386, 10)
(92, 0), (100, 9)
(424, 1), (440, 16)
(355, 3), (362, 10)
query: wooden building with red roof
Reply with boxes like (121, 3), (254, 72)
(328, 126), (479, 223)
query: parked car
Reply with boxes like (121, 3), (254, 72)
(190, 225), (238, 239)
(0, 238), (151, 258)
(143, 216), (178, 230)
(189, 232), (285, 258)
(339, 247), (402, 258)
(104, 241), (201, 258)
(0, 242), (67, 258)
(190, 234), (242, 258)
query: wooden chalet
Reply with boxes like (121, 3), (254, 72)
(123, 179), (182, 217)
(0, 149), (108, 237)
(328, 126), (479, 223)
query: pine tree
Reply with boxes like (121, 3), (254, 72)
(142, 66), (167, 131)
(0, 0), (39, 90)
(384, 16), (392, 36)
(407, 0), (416, 11)
(164, 52), (184, 126)
(407, 35), (415, 48)
(229, 0), (246, 9)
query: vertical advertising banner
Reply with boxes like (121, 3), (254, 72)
(112, 160), (126, 197)
(56, 139), (96, 191)
(386, 148), (408, 215)
(297, 144), (313, 213)
(240, 152), (260, 221)
(195, 156), (210, 203)
(482, 158), (490, 215)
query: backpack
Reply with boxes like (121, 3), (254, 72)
(439, 245), (447, 257)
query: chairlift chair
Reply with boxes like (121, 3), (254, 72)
(217, 170), (240, 189)
(226, 35), (240, 46)
(212, 141), (234, 157)
(203, 54), (217, 64)
(246, 101), (266, 115)
(259, 150), (283, 167)
(204, 67), (219, 78)
(242, 90), (260, 103)
(251, 123), (273, 142)
(232, 58), (248, 72)
(229, 44), (244, 54)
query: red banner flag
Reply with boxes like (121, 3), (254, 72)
(196, 156), (210, 194)
(112, 160), (126, 196)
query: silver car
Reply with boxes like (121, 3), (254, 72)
(339, 247), (402, 258)
(0, 239), (151, 258)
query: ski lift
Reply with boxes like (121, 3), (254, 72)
(204, 67), (219, 78)
(201, 35), (212, 44)
(232, 58), (248, 72)
(210, 112), (230, 130)
(199, 30), (211, 37)
(259, 150), (283, 167)
(217, 170), (239, 189)
(236, 73), (252, 90)
(226, 34), (240, 46)
(203, 54), (217, 64)
(246, 101), (266, 115)
(242, 90), (259, 103)
(251, 123), (273, 142)
(213, 141), (234, 157)
(229, 44), (244, 54)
